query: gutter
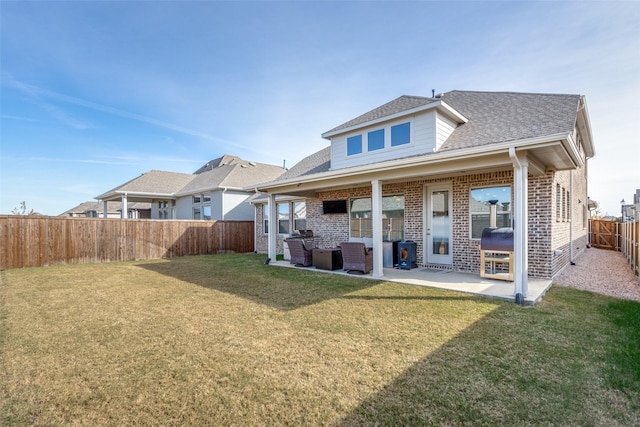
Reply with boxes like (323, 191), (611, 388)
(95, 190), (177, 200)
(257, 133), (571, 192)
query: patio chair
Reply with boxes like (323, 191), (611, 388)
(339, 242), (373, 274)
(286, 239), (313, 267)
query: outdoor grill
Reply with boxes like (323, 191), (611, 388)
(479, 227), (514, 281)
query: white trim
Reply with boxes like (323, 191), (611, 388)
(371, 180), (384, 278)
(423, 183), (453, 266)
(510, 148), (529, 301)
(256, 133), (571, 192)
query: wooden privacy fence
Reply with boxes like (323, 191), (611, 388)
(619, 219), (639, 279)
(590, 218), (639, 279)
(0, 216), (254, 270)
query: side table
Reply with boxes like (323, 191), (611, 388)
(312, 248), (343, 270)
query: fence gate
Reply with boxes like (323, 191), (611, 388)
(590, 219), (618, 250)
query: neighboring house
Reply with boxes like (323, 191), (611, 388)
(621, 189), (640, 222)
(95, 155), (285, 220)
(252, 90), (595, 300)
(60, 201), (151, 219)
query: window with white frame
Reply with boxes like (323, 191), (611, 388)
(192, 193), (212, 220)
(347, 134), (363, 156)
(556, 184), (562, 222)
(349, 195), (404, 240)
(278, 203), (290, 234)
(157, 200), (172, 219)
(294, 201), (306, 231)
(469, 186), (511, 239)
(263, 205), (269, 233)
(367, 129), (385, 151)
(391, 122), (410, 146)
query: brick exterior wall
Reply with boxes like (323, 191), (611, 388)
(255, 166), (589, 279)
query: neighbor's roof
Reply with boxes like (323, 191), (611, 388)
(97, 170), (195, 198)
(96, 155), (285, 200)
(60, 200), (151, 216)
(177, 162), (286, 195)
(276, 90), (583, 182)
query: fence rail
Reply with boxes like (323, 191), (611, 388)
(0, 216), (254, 270)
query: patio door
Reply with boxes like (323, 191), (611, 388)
(424, 184), (453, 265)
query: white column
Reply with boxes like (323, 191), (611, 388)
(511, 148), (529, 302)
(121, 194), (128, 219)
(268, 193), (277, 262)
(371, 179), (384, 278)
(102, 200), (108, 218)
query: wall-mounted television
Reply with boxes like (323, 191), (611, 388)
(322, 200), (348, 214)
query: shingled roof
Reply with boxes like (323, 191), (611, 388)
(438, 91), (580, 151)
(280, 90), (582, 182)
(323, 95), (439, 135)
(96, 155), (285, 201)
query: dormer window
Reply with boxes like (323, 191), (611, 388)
(347, 134), (362, 156)
(391, 122), (411, 146)
(368, 129), (385, 151)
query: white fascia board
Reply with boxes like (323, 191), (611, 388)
(257, 132), (571, 192)
(563, 134), (585, 168)
(95, 190), (176, 201)
(249, 194), (305, 205)
(174, 185), (244, 197)
(320, 100), (467, 140)
(577, 96), (596, 158)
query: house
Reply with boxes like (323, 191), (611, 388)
(96, 155), (285, 220)
(60, 200), (151, 218)
(252, 90), (595, 301)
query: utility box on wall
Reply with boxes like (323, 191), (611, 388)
(398, 241), (417, 270)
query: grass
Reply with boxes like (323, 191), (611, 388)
(1, 253), (638, 426)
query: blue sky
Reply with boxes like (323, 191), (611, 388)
(1, 1), (638, 216)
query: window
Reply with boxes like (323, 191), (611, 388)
(263, 205), (269, 233)
(350, 195), (404, 240)
(556, 184), (562, 222)
(203, 206), (212, 220)
(294, 201), (306, 231)
(368, 129), (384, 151)
(347, 134), (362, 156)
(470, 186), (511, 239)
(278, 203), (290, 234)
(565, 190), (570, 222)
(193, 195), (201, 204)
(203, 195), (211, 203)
(193, 207), (201, 220)
(391, 122), (410, 146)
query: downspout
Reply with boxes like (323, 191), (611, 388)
(221, 187), (228, 221)
(569, 170), (574, 264)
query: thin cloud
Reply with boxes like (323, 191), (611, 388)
(5, 76), (249, 151)
(28, 157), (136, 166)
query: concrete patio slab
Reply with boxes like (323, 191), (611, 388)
(270, 260), (552, 305)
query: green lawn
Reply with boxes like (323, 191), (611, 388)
(1, 253), (638, 426)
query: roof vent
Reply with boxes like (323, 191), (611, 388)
(249, 161), (256, 166)
(241, 164), (247, 168)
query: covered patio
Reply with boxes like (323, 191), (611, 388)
(270, 260), (552, 305)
